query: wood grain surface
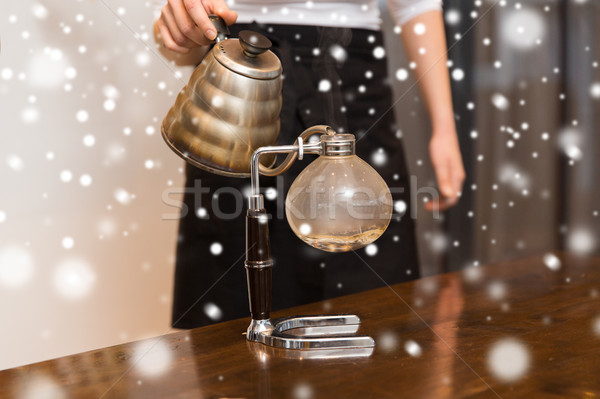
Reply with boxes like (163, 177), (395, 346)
(1, 252), (600, 398)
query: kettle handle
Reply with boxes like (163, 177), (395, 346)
(258, 125), (334, 177)
(209, 15), (230, 43)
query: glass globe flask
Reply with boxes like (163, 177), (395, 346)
(285, 135), (393, 252)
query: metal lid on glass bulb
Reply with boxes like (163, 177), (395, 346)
(320, 133), (356, 156)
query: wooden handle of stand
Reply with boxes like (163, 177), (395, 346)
(246, 267), (272, 320)
(245, 209), (273, 320)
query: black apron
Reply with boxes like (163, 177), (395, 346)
(171, 23), (420, 329)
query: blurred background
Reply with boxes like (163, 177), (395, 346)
(0, 0), (598, 370)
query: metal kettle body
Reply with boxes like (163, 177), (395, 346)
(161, 19), (282, 177)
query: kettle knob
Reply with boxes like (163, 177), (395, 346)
(209, 15), (230, 42)
(239, 30), (272, 57)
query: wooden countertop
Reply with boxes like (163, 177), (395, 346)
(2, 252), (600, 398)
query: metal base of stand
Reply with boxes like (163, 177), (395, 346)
(246, 315), (375, 350)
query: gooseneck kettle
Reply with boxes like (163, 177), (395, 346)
(161, 16), (285, 177)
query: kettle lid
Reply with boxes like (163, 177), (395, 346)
(214, 31), (281, 80)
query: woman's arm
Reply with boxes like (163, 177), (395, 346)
(153, 0), (237, 66)
(399, 10), (466, 211)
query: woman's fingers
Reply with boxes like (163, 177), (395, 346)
(206, 0), (238, 25)
(159, 0), (238, 52)
(426, 131), (465, 213)
(156, 17), (190, 54)
(162, 5), (197, 49)
(168, 0), (210, 46)
(183, 0), (218, 41)
(425, 157), (463, 212)
(449, 153), (466, 200)
(434, 158), (454, 199)
(424, 196), (457, 212)
(452, 163), (466, 199)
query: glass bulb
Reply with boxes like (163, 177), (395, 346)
(285, 153), (393, 252)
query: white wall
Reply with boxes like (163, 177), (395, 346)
(0, 0), (190, 370)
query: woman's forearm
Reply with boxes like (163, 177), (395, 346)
(400, 10), (465, 204)
(400, 10), (456, 135)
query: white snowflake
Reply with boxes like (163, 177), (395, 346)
(592, 316), (600, 336)
(19, 375), (65, 399)
(404, 340), (422, 357)
(210, 242), (223, 255)
(491, 93), (510, 110)
(488, 281), (507, 301)
(97, 218), (117, 238)
(64, 67), (77, 79)
(204, 302), (223, 321)
(103, 99), (116, 112)
(590, 82), (600, 99)
(132, 339), (173, 378)
(487, 338), (531, 382)
(567, 228), (596, 255)
(413, 23), (426, 35)
(463, 265), (483, 283)
(211, 95), (224, 108)
(265, 187), (277, 200)
(394, 200), (407, 215)
(318, 79), (331, 92)
(196, 207), (208, 219)
(114, 188), (133, 205)
(79, 174), (92, 187)
(372, 46), (385, 59)
(429, 232), (448, 253)
(60, 170), (73, 183)
(83, 134), (96, 147)
(329, 44), (347, 62)
(0, 246), (35, 288)
(6, 155), (24, 171)
(31, 3), (49, 20)
(1, 68), (14, 80)
(501, 8), (546, 51)
(299, 223), (311, 235)
(378, 331), (399, 352)
(543, 253), (561, 271)
(395, 68), (409, 81)
(445, 9), (461, 25)
(54, 258), (96, 300)
(293, 383), (314, 399)
(103, 85), (120, 99)
(28, 49), (68, 88)
(135, 51), (151, 67)
(371, 148), (387, 166)
(61, 237), (75, 249)
(76, 110), (89, 123)
(365, 243), (378, 256)
(451, 68), (465, 81)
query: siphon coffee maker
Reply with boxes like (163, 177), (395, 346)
(162, 17), (393, 350)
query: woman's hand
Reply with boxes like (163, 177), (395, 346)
(426, 127), (465, 212)
(155, 0), (237, 54)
